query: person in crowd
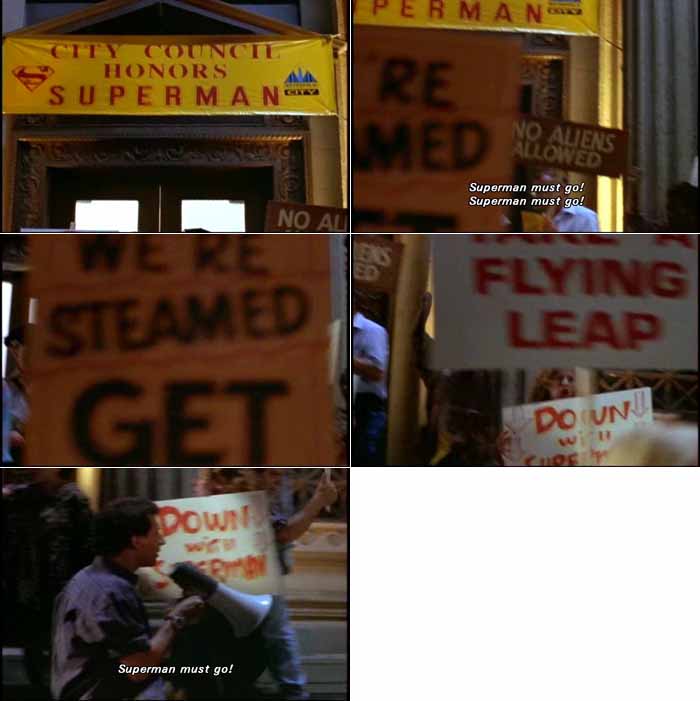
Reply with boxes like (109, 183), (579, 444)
(603, 424), (698, 466)
(3, 325), (31, 464)
(51, 497), (204, 700)
(531, 169), (600, 232)
(529, 369), (577, 403)
(195, 469), (338, 700)
(412, 293), (503, 466)
(3, 469), (93, 694)
(353, 302), (390, 465)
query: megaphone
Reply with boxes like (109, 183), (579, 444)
(170, 562), (273, 638)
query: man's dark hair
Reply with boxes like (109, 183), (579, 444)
(94, 497), (158, 557)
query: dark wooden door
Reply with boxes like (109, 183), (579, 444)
(49, 168), (160, 232)
(48, 166), (274, 232)
(160, 167), (274, 232)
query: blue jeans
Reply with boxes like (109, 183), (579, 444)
(353, 393), (387, 465)
(261, 594), (307, 694)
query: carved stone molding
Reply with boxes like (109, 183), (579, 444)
(0, 236), (29, 270)
(520, 56), (566, 118)
(13, 137), (307, 230)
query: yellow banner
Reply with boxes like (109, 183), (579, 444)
(354, 0), (599, 35)
(3, 36), (337, 116)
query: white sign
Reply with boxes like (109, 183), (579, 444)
(432, 235), (698, 369)
(139, 491), (282, 601)
(502, 387), (654, 466)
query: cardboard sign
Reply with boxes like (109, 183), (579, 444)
(432, 235), (699, 370)
(353, 236), (404, 292)
(265, 201), (348, 232)
(354, 27), (521, 232)
(514, 116), (627, 177)
(138, 491), (282, 601)
(502, 388), (653, 466)
(27, 235), (334, 466)
(3, 36), (337, 116)
(354, 0), (599, 35)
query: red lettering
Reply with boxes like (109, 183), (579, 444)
(585, 312), (622, 350)
(651, 262), (687, 298)
(508, 311), (539, 348)
(126, 64), (145, 79)
(104, 63), (121, 79)
(430, 0), (445, 18)
(526, 3), (542, 23)
(197, 86), (218, 106)
(165, 85), (181, 106)
(461, 1), (481, 20)
(49, 85), (65, 105)
(625, 313), (661, 350)
(183, 510), (202, 534)
(231, 86), (249, 106)
(401, 0), (415, 17)
(495, 2), (513, 22)
(513, 258), (546, 294)
(654, 235), (695, 249)
(262, 86), (279, 106)
(137, 85), (152, 106)
(159, 506), (181, 537)
(475, 258), (506, 294)
(79, 86), (95, 105)
(109, 85), (126, 105)
(535, 408), (557, 434)
(203, 510), (236, 532)
(373, 0), (389, 14)
(543, 311), (578, 348)
(539, 258), (577, 294)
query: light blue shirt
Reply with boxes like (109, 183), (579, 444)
(553, 205), (600, 232)
(353, 312), (389, 401)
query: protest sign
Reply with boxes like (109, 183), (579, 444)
(3, 36), (337, 116)
(354, 0), (599, 36)
(353, 236), (404, 293)
(432, 235), (699, 369)
(27, 235), (334, 466)
(353, 27), (521, 231)
(265, 201), (348, 232)
(139, 491), (282, 601)
(514, 116), (627, 177)
(502, 387), (653, 466)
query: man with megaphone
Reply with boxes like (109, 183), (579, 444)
(51, 497), (205, 700)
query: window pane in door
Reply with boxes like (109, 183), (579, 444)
(74, 200), (139, 232)
(181, 200), (245, 232)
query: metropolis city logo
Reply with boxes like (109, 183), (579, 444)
(12, 65), (54, 92)
(284, 67), (320, 96)
(547, 0), (583, 15)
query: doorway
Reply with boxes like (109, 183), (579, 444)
(48, 166), (274, 232)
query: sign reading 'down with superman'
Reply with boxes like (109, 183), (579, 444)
(139, 491), (282, 600)
(3, 36), (337, 115)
